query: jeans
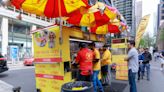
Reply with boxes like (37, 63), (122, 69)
(92, 71), (104, 92)
(141, 63), (150, 80)
(128, 69), (137, 92)
(138, 66), (141, 80)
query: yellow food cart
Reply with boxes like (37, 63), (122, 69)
(111, 38), (128, 80)
(32, 25), (104, 92)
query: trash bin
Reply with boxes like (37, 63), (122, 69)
(61, 81), (93, 92)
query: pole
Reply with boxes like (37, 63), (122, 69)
(58, 0), (63, 45)
(11, 19), (14, 43)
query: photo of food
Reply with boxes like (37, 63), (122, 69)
(34, 30), (49, 47)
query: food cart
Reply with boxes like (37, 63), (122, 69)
(111, 38), (128, 80)
(32, 25), (104, 92)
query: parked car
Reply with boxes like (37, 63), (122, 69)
(23, 58), (34, 66)
(0, 54), (8, 73)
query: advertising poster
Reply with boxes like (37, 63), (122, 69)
(32, 26), (62, 63)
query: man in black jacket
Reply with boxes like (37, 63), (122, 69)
(141, 48), (152, 81)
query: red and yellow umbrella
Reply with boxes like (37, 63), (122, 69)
(90, 23), (121, 34)
(90, 20), (127, 34)
(66, 2), (117, 27)
(11, 0), (90, 17)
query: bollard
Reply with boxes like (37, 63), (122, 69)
(12, 86), (21, 92)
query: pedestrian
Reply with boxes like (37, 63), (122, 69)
(124, 40), (138, 92)
(141, 48), (152, 81)
(138, 48), (144, 80)
(101, 44), (112, 86)
(76, 43), (93, 81)
(159, 50), (164, 71)
(90, 42), (104, 92)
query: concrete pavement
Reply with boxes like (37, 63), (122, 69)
(123, 61), (164, 92)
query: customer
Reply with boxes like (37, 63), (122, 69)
(138, 48), (144, 80)
(90, 42), (104, 92)
(141, 48), (152, 81)
(124, 40), (138, 92)
(159, 50), (164, 71)
(76, 43), (93, 81)
(101, 44), (112, 86)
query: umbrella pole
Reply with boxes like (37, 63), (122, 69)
(58, 0), (63, 45)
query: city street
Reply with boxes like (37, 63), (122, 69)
(123, 61), (164, 92)
(0, 61), (164, 92)
(0, 68), (36, 92)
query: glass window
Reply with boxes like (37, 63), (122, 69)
(112, 48), (127, 55)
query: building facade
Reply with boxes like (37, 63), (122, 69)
(135, 0), (142, 29)
(113, 0), (135, 37)
(157, 0), (164, 50)
(0, 5), (60, 61)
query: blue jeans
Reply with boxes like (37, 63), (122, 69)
(92, 71), (104, 92)
(141, 63), (150, 80)
(128, 69), (137, 92)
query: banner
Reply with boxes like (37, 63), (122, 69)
(32, 26), (62, 63)
(135, 15), (150, 48)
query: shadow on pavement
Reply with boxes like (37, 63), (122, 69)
(104, 82), (127, 92)
(0, 73), (8, 78)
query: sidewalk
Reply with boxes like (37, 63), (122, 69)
(123, 61), (164, 92)
(0, 80), (14, 92)
(7, 61), (34, 70)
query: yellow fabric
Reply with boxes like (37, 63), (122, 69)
(104, 8), (117, 20)
(64, 0), (86, 13)
(22, 0), (47, 16)
(96, 24), (108, 34)
(135, 15), (150, 48)
(101, 49), (112, 66)
(111, 19), (120, 26)
(80, 13), (95, 27)
(93, 48), (101, 70)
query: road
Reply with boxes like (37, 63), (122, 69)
(0, 68), (36, 92)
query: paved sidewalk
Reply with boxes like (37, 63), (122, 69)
(0, 80), (14, 92)
(123, 61), (164, 92)
(7, 61), (34, 70)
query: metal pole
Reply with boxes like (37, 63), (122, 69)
(11, 19), (14, 43)
(26, 23), (28, 52)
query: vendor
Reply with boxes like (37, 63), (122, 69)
(75, 43), (93, 81)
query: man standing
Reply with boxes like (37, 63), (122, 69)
(125, 40), (138, 92)
(90, 42), (104, 92)
(101, 45), (112, 85)
(141, 48), (152, 80)
(76, 43), (93, 81)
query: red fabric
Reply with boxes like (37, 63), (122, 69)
(94, 11), (110, 26)
(44, 0), (54, 18)
(53, 0), (67, 17)
(108, 24), (120, 33)
(44, 0), (67, 18)
(67, 10), (82, 25)
(76, 48), (93, 75)
(90, 25), (98, 33)
(11, 0), (25, 9)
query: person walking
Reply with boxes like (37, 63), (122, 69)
(125, 40), (138, 92)
(76, 43), (93, 81)
(101, 45), (112, 86)
(141, 48), (152, 81)
(159, 50), (164, 71)
(138, 48), (144, 80)
(90, 42), (104, 92)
